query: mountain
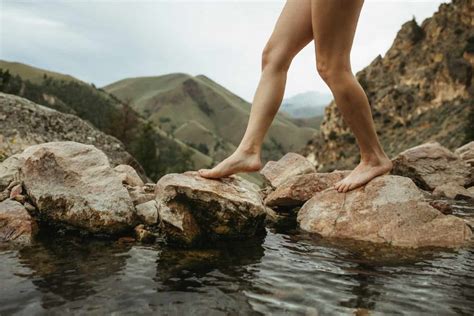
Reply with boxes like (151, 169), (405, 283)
(0, 60), (210, 180)
(300, 0), (473, 171)
(104, 74), (317, 163)
(281, 91), (332, 119)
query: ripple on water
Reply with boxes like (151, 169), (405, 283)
(1, 212), (474, 315)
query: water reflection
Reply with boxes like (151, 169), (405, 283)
(0, 224), (473, 315)
(17, 236), (132, 309)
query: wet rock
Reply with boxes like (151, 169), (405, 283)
(391, 142), (471, 191)
(134, 224), (156, 243)
(297, 175), (472, 248)
(0, 199), (38, 245)
(136, 200), (158, 225)
(154, 171), (266, 246)
(19, 141), (136, 234)
(114, 164), (144, 187)
(428, 200), (453, 215)
(260, 152), (316, 188)
(264, 171), (350, 208)
(433, 182), (474, 200)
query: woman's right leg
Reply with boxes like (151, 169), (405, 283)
(199, 0), (313, 178)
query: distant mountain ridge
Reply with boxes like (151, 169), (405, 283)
(300, 0), (473, 171)
(281, 90), (332, 119)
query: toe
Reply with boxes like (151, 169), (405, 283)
(341, 183), (350, 193)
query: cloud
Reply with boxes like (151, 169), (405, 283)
(0, 0), (446, 100)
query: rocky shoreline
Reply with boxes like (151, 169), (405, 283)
(1, 140), (473, 249)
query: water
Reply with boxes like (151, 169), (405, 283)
(1, 202), (473, 315)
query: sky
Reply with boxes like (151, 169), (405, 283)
(1, 0), (446, 101)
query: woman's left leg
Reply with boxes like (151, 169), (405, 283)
(310, 0), (392, 192)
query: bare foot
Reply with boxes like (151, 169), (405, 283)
(334, 155), (393, 193)
(198, 149), (262, 179)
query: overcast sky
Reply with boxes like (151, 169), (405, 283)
(1, 0), (446, 101)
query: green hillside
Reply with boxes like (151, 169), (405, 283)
(0, 60), (212, 180)
(104, 74), (317, 162)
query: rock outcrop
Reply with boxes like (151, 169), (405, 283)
(301, 0), (473, 171)
(391, 142), (471, 190)
(0, 93), (145, 176)
(297, 175), (472, 248)
(1, 141), (137, 234)
(154, 171), (267, 246)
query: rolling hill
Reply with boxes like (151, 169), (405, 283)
(104, 74), (317, 163)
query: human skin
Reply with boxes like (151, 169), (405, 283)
(198, 0), (392, 193)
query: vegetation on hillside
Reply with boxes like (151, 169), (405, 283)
(0, 68), (195, 180)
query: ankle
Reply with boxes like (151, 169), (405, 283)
(237, 143), (261, 156)
(360, 150), (390, 165)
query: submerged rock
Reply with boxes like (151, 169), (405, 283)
(264, 171), (350, 208)
(154, 171), (266, 246)
(16, 141), (136, 234)
(391, 142), (471, 191)
(260, 152), (316, 188)
(297, 175), (472, 248)
(0, 199), (38, 245)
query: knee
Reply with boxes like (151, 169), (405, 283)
(316, 57), (352, 87)
(261, 41), (293, 72)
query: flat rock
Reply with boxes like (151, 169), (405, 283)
(297, 175), (472, 248)
(154, 171), (266, 246)
(264, 171), (350, 208)
(391, 142), (471, 190)
(260, 152), (316, 188)
(0, 199), (38, 245)
(18, 141), (136, 234)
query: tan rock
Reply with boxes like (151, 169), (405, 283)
(19, 141), (136, 234)
(0, 199), (38, 245)
(114, 164), (144, 187)
(136, 200), (158, 225)
(260, 152), (316, 188)
(297, 175), (472, 248)
(127, 185), (155, 205)
(0, 154), (23, 191)
(455, 141), (474, 166)
(391, 142), (471, 190)
(9, 183), (22, 199)
(264, 171), (350, 208)
(155, 171), (266, 246)
(433, 182), (474, 200)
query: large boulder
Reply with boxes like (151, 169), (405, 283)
(154, 171), (267, 246)
(297, 175), (472, 248)
(264, 171), (349, 208)
(16, 142), (136, 234)
(391, 142), (471, 190)
(0, 199), (38, 245)
(0, 92), (145, 177)
(260, 152), (316, 188)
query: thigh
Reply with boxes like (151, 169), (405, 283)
(266, 0), (313, 57)
(311, 0), (364, 64)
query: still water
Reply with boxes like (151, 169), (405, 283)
(1, 203), (473, 315)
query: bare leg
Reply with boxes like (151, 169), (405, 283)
(311, 0), (392, 192)
(199, 0), (313, 178)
